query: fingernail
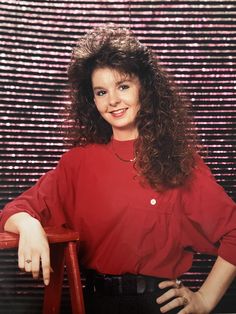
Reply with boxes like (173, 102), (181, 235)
(44, 279), (49, 286)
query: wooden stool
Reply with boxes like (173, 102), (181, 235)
(0, 227), (85, 314)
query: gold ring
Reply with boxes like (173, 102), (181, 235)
(175, 279), (182, 288)
(182, 296), (188, 306)
(25, 259), (32, 264)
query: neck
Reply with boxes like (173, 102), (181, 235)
(112, 129), (138, 141)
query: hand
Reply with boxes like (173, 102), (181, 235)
(156, 279), (212, 314)
(18, 218), (51, 286)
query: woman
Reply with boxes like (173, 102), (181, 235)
(0, 26), (236, 314)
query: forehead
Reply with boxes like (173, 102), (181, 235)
(92, 67), (138, 84)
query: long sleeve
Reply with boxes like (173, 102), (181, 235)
(0, 156), (71, 231)
(181, 155), (236, 266)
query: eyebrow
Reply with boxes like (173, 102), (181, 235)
(93, 79), (132, 91)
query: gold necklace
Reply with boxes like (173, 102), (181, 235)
(111, 141), (137, 163)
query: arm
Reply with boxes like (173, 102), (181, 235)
(0, 159), (70, 233)
(198, 256), (236, 309)
(1, 169), (61, 286)
(1, 151), (79, 285)
(4, 212), (51, 286)
(1, 152), (78, 285)
(157, 157), (236, 313)
(156, 256), (236, 313)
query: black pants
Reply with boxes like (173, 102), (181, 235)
(84, 290), (183, 314)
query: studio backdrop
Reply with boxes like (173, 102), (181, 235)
(0, 1), (235, 313)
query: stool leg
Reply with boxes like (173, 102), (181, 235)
(43, 243), (65, 314)
(65, 242), (85, 314)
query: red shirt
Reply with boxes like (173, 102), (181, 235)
(1, 139), (236, 279)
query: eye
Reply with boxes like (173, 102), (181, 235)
(95, 90), (106, 97)
(119, 84), (129, 91)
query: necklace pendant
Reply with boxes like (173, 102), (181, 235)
(111, 141), (137, 163)
(114, 152), (136, 163)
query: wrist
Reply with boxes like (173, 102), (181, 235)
(197, 288), (217, 312)
(18, 216), (42, 233)
(4, 212), (41, 234)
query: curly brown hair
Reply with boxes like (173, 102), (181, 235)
(67, 25), (198, 190)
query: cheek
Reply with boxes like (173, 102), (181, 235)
(96, 104), (109, 118)
(132, 90), (141, 108)
(133, 98), (141, 111)
(94, 99), (104, 113)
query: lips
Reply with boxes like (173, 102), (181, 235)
(109, 108), (128, 117)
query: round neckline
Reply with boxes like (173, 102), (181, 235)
(109, 137), (137, 162)
(111, 137), (136, 145)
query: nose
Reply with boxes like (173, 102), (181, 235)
(109, 91), (120, 107)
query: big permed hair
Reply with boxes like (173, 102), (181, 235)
(67, 25), (198, 189)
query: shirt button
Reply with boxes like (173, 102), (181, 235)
(150, 198), (157, 206)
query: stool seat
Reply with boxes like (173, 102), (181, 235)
(0, 226), (85, 314)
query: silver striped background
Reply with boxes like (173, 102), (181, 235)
(0, 1), (235, 313)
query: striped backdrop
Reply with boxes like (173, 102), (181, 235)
(0, 1), (235, 313)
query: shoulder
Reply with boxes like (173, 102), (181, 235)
(181, 153), (235, 214)
(184, 154), (218, 191)
(59, 143), (108, 166)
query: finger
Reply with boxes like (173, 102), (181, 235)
(159, 296), (187, 313)
(156, 286), (180, 304)
(41, 251), (51, 286)
(31, 254), (40, 279)
(18, 238), (31, 271)
(18, 247), (25, 271)
(24, 257), (32, 272)
(177, 305), (191, 314)
(159, 280), (179, 289)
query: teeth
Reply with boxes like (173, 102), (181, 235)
(111, 109), (126, 114)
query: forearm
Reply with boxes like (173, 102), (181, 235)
(4, 212), (41, 234)
(198, 255), (236, 311)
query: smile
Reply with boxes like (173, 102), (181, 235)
(109, 108), (128, 117)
